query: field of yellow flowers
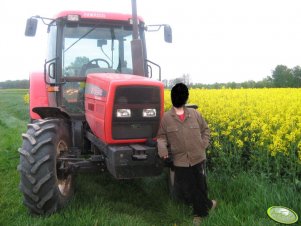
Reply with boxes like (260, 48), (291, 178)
(24, 88), (301, 180)
(165, 88), (301, 180)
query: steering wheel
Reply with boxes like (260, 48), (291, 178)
(80, 58), (110, 76)
(87, 58), (110, 68)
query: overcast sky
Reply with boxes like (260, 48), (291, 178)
(1, 0), (301, 84)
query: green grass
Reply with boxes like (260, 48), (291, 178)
(0, 89), (300, 226)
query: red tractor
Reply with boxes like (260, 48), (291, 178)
(18, 2), (172, 215)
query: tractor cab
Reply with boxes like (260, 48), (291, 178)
(26, 11), (172, 116)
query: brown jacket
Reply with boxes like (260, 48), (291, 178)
(157, 107), (210, 167)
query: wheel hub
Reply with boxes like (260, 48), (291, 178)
(56, 140), (72, 196)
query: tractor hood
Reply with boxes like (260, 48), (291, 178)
(84, 73), (164, 144)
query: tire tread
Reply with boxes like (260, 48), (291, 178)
(18, 118), (74, 215)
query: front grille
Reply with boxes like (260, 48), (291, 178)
(112, 86), (161, 140)
(114, 86), (160, 105)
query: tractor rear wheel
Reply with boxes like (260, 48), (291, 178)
(18, 118), (75, 215)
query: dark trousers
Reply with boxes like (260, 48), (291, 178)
(174, 162), (213, 217)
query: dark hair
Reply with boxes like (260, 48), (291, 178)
(171, 83), (189, 108)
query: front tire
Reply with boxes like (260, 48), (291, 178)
(18, 118), (75, 215)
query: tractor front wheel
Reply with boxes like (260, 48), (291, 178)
(18, 118), (75, 215)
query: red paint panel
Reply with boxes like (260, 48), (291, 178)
(85, 73), (164, 145)
(88, 103), (95, 111)
(29, 72), (48, 119)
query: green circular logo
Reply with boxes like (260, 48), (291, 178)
(267, 206), (298, 224)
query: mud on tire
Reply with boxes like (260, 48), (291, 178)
(18, 118), (75, 215)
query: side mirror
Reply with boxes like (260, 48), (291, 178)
(25, 18), (38, 37)
(164, 25), (172, 43)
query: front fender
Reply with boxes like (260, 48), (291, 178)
(29, 72), (48, 120)
(33, 107), (70, 120)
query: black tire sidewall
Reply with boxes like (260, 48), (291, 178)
(19, 118), (74, 215)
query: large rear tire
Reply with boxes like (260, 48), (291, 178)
(18, 118), (75, 215)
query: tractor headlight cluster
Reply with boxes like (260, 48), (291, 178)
(116, 109), (131, 118)
(142, 109), (156, 118)
(116, 108), (156, 118)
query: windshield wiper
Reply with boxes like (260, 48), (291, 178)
(64, 26), (97, 53)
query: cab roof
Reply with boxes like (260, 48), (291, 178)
(55, 10), (144, 23)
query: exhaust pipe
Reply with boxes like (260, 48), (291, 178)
(131, 0), (146, 77)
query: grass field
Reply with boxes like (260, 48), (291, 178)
(0, 89), (300, 226)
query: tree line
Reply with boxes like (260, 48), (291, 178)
(0, 80), (29, 89)
(1, 65), (301, 89)
(164, 65), (301, 89)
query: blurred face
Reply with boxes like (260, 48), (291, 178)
(171, 83), (189, 107)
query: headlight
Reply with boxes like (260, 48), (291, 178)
(142, 109), (156, 117)
(116, 109), (131, 118)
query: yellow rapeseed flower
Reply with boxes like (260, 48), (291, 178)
(164, 88), (301, 169)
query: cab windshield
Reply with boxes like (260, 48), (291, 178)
(62, 23), (134, 77)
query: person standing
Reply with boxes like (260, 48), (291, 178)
(157, 83), (216, 226)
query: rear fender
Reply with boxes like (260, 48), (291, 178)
(29, 72), (48, 120)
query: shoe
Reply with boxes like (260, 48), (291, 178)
(193, 216), (202, 226)
(211, 200), (217, 212)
